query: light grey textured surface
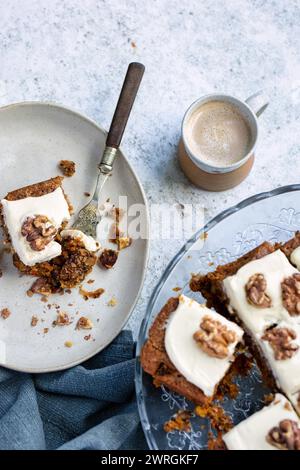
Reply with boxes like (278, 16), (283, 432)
(0, 0), (299, 337)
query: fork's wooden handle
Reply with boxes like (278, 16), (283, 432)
(106, 62), (145, 149)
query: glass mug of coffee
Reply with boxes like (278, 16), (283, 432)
(179, 92), (269, 191)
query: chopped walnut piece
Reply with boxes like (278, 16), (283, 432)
(53, 312), (70, 326)
(262, 326), (299, 360)
(64, 340), (73, 348)
(79, 286), (105, 300)
(31, 315), (38, 327)
(245, 273), (272, 308)
(21, 215), (57, 252)
(59, 160), (76, 177)
(28, 277), (53, 296)
(267, 419), (300, 450)
(76, 316), (93, 330)
(282, 273), (300, 316)
(193, 316), (237, 359)
(99, 249), (118, 269)
(163, 410), (192, 433)
(1, 308), (11, 319)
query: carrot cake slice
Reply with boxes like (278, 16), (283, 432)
(141, 294), (243, 405)
(223, 393), (300, 450)
(0, 176), (99, 292)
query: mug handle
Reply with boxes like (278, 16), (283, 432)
(245, 90), (269, 117)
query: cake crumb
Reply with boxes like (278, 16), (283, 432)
(31, 315), (38, 327)
(87, 279), (95, 284)
(164, 410), (192, 433)
(264, 393), (275, 404)
(172, 287), (181, 292)
(59, 160), (76, 177)
(99, 249), (118, 269)
(79, 286), (105, 301)
(43, 328), (49, 334)
(207, 431), (226, 450)
(200, 232), (208, 241)
(84, 334), (91, 341)
(64, 340), (73, 348)
(117, 236), (132, 251)
(53, 312), (70, 327)
(284, 401), (292, 411)
(84, 192), (91, 197)
(195, 404), (232, 433)
(107, 296), (117, 307)
(1, 308), (11, 319)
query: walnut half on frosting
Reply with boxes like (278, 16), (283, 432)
(21, 215), (57, 251)
(193, 316), (237, 359)
(282, 273), (300, 316)
(267, 419), (300, 450)
(262, 326), (299, 360)
(245, 273), (272, 308)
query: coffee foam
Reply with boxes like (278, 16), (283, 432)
(185, 101), (252, 168)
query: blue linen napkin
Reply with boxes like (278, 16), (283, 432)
(0, 330), (147, 450)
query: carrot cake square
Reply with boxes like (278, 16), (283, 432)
(223, 393), (300, 450)
(0, 176), (99, 292)
(141, 294), (243, 405)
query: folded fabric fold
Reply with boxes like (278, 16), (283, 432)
(0, 330), (146, 450)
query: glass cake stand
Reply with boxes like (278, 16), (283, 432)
(135, 184), (300, 450)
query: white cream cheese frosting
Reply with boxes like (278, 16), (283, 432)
(223, 250), (300, 334)
(223, 394), (299, 450)
(291, 247), (300, 270)
(1, 187), (70, 266)
(258, 321), (300, 396)
(164, 294), (243, 397)
(60, 229), (100, 252)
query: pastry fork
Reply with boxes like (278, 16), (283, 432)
(72, 62), (145, 238)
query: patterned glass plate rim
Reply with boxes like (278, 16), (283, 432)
(135, 184), (300, 450)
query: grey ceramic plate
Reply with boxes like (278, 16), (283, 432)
(0, 102), (149, 373)
(136, 185), (300, 450)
